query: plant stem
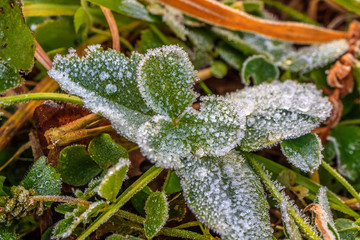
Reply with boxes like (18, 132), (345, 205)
(175, 221), (200, 229)
(49, 125), (114, 147)
(321, 160), (360, 205)
(77, 166), (163, 240)
(149, 24), (172, 45)
(35, 40), (53, 70)
(116, 210), (207, 240)
(260, 0), (319, 25)
(100, 6), (120, 51)
(244, 152), (321, 240)
(31, 196), (91, 206)
(338, 119), (360, 126)
(0, 93), (83, 106)
(198, 82), (213, 95)
(196, 67), (212, 82)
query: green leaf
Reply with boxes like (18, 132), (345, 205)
(331, 126), (360, 181)
(280, 133), (323, 173)
(58, 145), (101, 186)
(0, 0), (35, 71)
(241, 55), (279, 85)
(335, 219), (359, 240)
(164, 171), (182, 195)
(21, 157), (61, 196)
(0, 223), (16, 240)
(49, 46), (154, 142)
(0, 60), (22, 93)
(88, 133), (128, 169)
(74, 6), (90, 33)
(211, 60), (228, 79)
(314, 187), (340, 240)
(168, 193), (186, 222)
(137, 45), (197, 119)
(226, 80), (332, 151)
(35, 20), (76, 52)
(138, 97), (245, 169)
(280, 39), (348, 73)
(136, 29), (164, 54)
(323, 0), (360, 16)
(53, 201), (106, 239)
(131, 186), (152, 216)
(144, 191), (169, 239)
(98, 159), (130, 202)
(0, 176), (7, 196)
(88, 0), (156, 22)
(177, 151), (272, 240)
(106, 234), (143, 240)
(217, 41), (245, 71)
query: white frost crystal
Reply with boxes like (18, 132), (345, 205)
(137, 97), (246, 169)
(177, 151), (272, 240)
(226, 80), (332, 151)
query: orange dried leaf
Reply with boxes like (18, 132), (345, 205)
(156, 0), (347, 43)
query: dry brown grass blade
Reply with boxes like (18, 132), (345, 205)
(0, 76), (58, 152)
(155, 0), (347, 43)
(100, 6), (120, 51)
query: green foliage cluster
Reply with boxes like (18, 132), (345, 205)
(1, 0), (360, 239)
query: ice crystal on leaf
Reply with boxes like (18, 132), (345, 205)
(138, 97), (245, 169)
(137, 45), (197, 119)
(177, 151), (272, 240)
(226, 80), (332, 151)
(48, 46), (154, 142)
(280, 39), (348, 73)
(281, 133), (323, 173)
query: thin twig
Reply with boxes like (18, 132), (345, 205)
(31, 195), (91, 206)
(100, 6), (120, 51)
(0, 142), (31, 171)
(34, 40), (53, 71)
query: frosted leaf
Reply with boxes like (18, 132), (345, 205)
(280, 39), (348, 73)
(137, 97), (246, 169)
(226, 80), (332, 151)
(281, 133), (323, 173)
(163, 7), (188, 41)
(315, 187), (340, 240)
(137, 45), (197, 119)
(53, 201), (106, 239)
(0, 60), (22, 94)
(144, 191), (169, 238)
(279, 196), (302, 240)
(177, 151), (272, 240)
(212, 27), (294, 62)
(48, 46), (154, 142)
(98, 159), (130, 202)
(21, 157), (61, 197)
